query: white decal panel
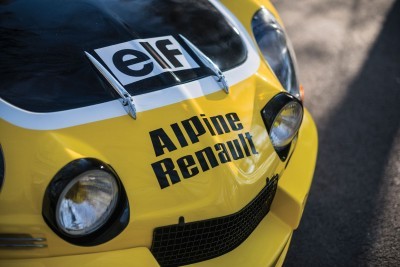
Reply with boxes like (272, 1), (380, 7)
(95, 36), (199, 86)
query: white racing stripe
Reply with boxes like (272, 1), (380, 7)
(0, 0), (261, 130)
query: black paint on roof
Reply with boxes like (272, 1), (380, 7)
(0, 0), (246, 112)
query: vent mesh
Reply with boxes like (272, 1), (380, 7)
(151, 176), (278, 266)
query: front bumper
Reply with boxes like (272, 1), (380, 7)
(0, 109), (317, 267)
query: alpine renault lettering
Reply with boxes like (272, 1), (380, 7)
(0, 0), (318, 266)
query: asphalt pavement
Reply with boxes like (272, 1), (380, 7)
(273, 0), (400, 266)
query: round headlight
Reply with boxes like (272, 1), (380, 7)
(56, 170), (119, 236)
(261, 93), (303, 160)
(42, 158), (129, 246)
(270, 101), (303, 148)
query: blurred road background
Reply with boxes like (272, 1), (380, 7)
(273, 0), (400, 266)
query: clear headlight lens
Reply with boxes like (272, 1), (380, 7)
(270, 101), (303, 148)
(252, 8), (300, 99)
(56, 170), (119, 236)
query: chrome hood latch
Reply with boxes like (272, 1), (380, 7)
(85, 51), (137, 119)
(179, 35), (229, 94)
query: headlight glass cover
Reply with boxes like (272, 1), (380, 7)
(261, 93), (303, 160)
(43, 158), (129, 246)
(252, 8), (300, 99)
(56, 170), (119, 236)
(270, 101), (303, 148)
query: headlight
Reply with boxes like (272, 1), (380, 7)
(56, 170), (119, 236)
(43, 158), (129, 246)
(269, 101), (303, 148)
(261, 93), (303, 160)
(252, 8), (300, 99)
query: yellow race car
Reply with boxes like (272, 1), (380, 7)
(0, 0), (317, 266)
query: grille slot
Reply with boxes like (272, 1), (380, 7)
(151, 175), (278, 267)
(0, 145), (4, 192)
(0, 234), (47, 248)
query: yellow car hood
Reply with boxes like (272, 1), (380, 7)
(0, 60), (288, 255)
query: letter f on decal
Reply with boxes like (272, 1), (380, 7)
(155, 39), (184, 68)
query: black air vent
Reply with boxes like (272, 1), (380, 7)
(0, 234), (47, 248)
(151, 175), (278, 267)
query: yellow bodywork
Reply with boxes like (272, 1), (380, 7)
(0, 0), (318, 266)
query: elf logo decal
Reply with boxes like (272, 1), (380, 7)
(94, 35), (199, 86)
(149, 112), (259, 189)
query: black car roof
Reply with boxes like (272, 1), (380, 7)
(0, 0), (247, 112)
